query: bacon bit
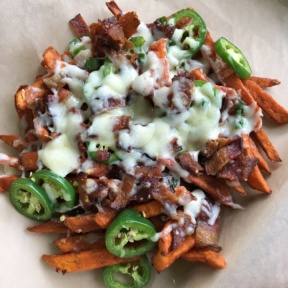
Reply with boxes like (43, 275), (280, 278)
(218, 155), (259, 182)
(149, 20), (176, 39)
(200, 140), (219, 158)
(96, 149), (111, 162)
(90, 17), (126, 57)
(175, 186), (194, 205)
(19, 151), (38, 171)
(118, 12), (140, 39)
(169, 138), (182, 154)
(34, 123), (52, 143)
(204, 136), (243, 175)
(110, 174), (136, 209)
(134, 165), (163, 178)
(195, 220), (220, 249)
(69, 14), (90, 38)
(178, 152), (203, 174)
(0, 175), (19, 192)
(0, 135), (28, 152)
(85, 162), (109, 177)
(169, 73), (194, 111)
(172, 226), (186, 250)
(106, 1), (123, 16)
(149, 38), (170, 87)
(113, 115), (130, 131)
(58, 88), (71, 102)
(151, 184), (178, 205)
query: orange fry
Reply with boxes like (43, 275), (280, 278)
(182, 249), (226, 269)
(54, 235), (105, 253)
(248, 76), (281, 89)
(64, 214), (101, 233)
(243, 79), (288, 124)
(0, 135), (28, 152)
(248, 136), (271, 173)
(132, 200), (164, 218)
(41, 46), (62, 71)
(94, 208), (118, 229)
(42, 248), (140, 273)
(0, 153), (20, 169)
(242, 135), (271, 193)
(152, 235), (195, 273)
(158, 220), (173, 255)
(252, 129), (281, 162)
(19, 151), (38, 171)
(27, 220), (70, 234)
(0, 175), (19, 192)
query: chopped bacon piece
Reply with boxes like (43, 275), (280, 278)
(200, 140), (219, 158)
(178, 152), (203, 174)
(149, 20), (176, 40)
(110, 174), (136, 209)
(70, 14), (90, 38)
(151, 184), (178, 205)
(169, 73), (194, 111)
(218, 155), (259, 182)
(106, 1), (122, 15)
(195, 220), (221, 251)
(118, 12), (140, 39)
(19, 151), (38, 171)
(113, 115), (130, 131)
(204, 137), (243, 175)
(134, 165), (163, 178)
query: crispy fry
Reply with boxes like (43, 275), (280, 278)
(158, 220), (173, 255)
(54, 235), (105, 253)
(94, 208), (118, 228)
(0, 135), (28, 152)
(249, 76), (281, 89)
(186, 174), (239, 208)
(110, 174), (136, 209)
(41, 46), (62, 71)
(152, 235), (195, 273)
(0, 153), (20, 169)
(132, 200), (164, 218)
(226, 180), (247, 196)
(189, 68), (210, 81)
(42, 248), (141, 273)
(19, 151), (38, 171)
(242, 134), (271, 193)
(243, 79), (288, 124)
(27, 220), (70, 234)
(252, 129), (281, 162)
(182, 249), (226, 269)
(64, 214), (101, 233)
(248, 136), (271, 173)
(0, 175), (19, 192)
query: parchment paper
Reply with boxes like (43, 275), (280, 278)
(0, 0), (288, 287)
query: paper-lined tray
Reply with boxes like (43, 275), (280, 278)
(0, 0), (288, 287)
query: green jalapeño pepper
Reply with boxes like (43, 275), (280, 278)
(103, 255), (152, 288)
(105, 209), (156, 258)
(214, 37), (252, 79)
(31, 170), (76, 213)
(170, 9), (207, 58)
(88, 142), (120, 165)
(9, 178), (54, 221)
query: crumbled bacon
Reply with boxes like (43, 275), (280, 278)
(148, 20), (176, 40)
(178, 152), (203, 174)
(169, 72), (194, 111)
(217, 155), (259, 181)
(69, 14), (90, 38)
(151, 184), (178, 205)
(113, 115), (130, 131)
(204, 136), (243, 175)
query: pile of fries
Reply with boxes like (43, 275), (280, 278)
(0, 1), (287, 287)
